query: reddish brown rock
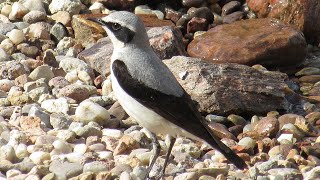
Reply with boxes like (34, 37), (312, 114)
(113, 135), (139, 155)
(208, 122), (237, 141)
(77, 37), (113, 78)
(187, 18), (307, 67)
(57, 84), (93, 103)
(19, 116), (46, 134)
(253, 117), (279, 138)
(247, 0), (320, 44)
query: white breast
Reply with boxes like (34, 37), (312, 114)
(111, 74), (201, 141)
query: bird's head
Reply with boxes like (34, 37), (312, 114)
(90, 11), (150, 49)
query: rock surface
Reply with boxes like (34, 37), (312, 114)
(164, 56), (290, 115)
(247, 0), (320, 44)
(187, 18), (307, 67)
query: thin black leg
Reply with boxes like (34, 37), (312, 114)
(156, 136), (176, 179)
(144, 132), (161, 180)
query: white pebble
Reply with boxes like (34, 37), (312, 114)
(1, 5), (12, 17)
(41, 97), (69, 114)
(277, 134), (295, 144)
(73, 144), (87, 154)
(29, 151), (50, 164)
(15, 143), (28, 159)
(97, 151), (113, 160)
(52, 140), (72, 153)
(6, 29), (25, 45)
(102, 128), (123, 138)
(6, 169), (21, 178)
(120, 171), (131, 180)
(65, 152), (84, 163)
(65, 71), (79, 83)
(9, 2), (29, 20)
(238, 137), (256, 150)
(0, 145), (16, 162)
(75, 101), (110, 125)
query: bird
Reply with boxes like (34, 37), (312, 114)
(89, 11), (247, 179)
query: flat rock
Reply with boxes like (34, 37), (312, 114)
(247, 0), (320, 44)
(187, 18), (307, 67)
(164, 56), (291, 115)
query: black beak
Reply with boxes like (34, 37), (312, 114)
(87, 18), (104, 25)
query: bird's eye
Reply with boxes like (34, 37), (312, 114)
(112, 23), (121, 31)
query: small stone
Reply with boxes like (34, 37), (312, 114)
(268, 168), (302, 179)
(0, 61), (27, 80)
(1, 5), (12, 17)
(52, 140), (72, 154)
(49, 160), (83, 179)
(238, 137), (256, 150)
(50, 113), (72, 129)
(41, 98), (69, 114)
(222, 1), (241, 16)
(27, 23), (50, 40)
(253, 117), (279, 138)
(0, 145), (16, 162)
(0, 79), (14, 92)
(29, 151), (50, 165)
(102, 129), (124, 138)
(22, 0), (46, 13)
(114, 135), (140, 155)
(58, 84), (96, 103)
(182, 0), (204, 7)
(75, 101), (110, 125)
(6, 29), (24, 45)
(51, 11), (71, 27)
(268, 144), (293, 158)
(19, 116), (45, 134)
(50, 23), (68, 42)
(75, 125), (102, 138)
(28, 105), (51, 128)
(227, 114), (247, 126)
(29, 65), (54, 82)
(9, 2), (29, 20)
(187, 17), (208, 34)
(208, 122), (237, 141)
(74, 144), (87, 154)
(0, 48), (9, 61)
(83, 161), (110, 173)
(49, 0), (82, 16)
(15, 144), (28, 159)
(23, 11), (47, 24)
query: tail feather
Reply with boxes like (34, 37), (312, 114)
(202, 122), (247, 169)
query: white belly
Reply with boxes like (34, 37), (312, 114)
(111, 75), (201, 140)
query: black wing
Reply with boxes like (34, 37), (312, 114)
(112, 60), (247, 169)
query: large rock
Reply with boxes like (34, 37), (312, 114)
(247, 0), (320, 44)
(164, 56), (291, 115)
(187, 18), (307, 67)
(147, 26), (187, 59)
(77, 37), (112, 77)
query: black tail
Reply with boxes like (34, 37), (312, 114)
(202, 124), (247, 169)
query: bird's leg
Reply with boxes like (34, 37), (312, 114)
(144, 132), (161, 180)
(156, 136), (176, 179)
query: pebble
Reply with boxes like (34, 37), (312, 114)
(9, 2), (29, 20)
(50, 23), (68, 42)
(29, 151), (50, 165)
(6, 29), (24, 45)
(23, 11), (47, 24)
(49, 0), (82, 16)
(0, 48), (9, 61)
(238, 137), (256, 150)
(75, 101), (110, 125)
(49, 160), (83, 179)
(41, 98), (69, 114)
